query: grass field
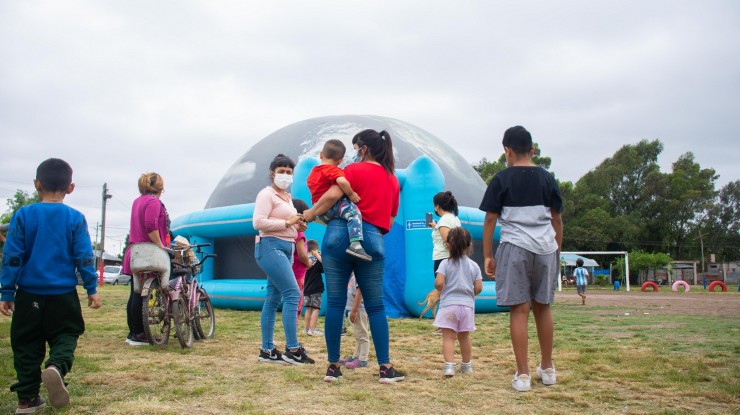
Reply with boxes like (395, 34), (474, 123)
(1, 285), (738, 415)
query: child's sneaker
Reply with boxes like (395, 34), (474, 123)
(323, 364), (343, 382)
(512, 373), (531, 392)
(283, 345), (316, 365)
(536, 364), (557, 385)
(339, 355), (356, 365)
(346, 242), (372, 262)
(42, 366), (69, 408)
(379, 365), (405, 384)
(460, 361), (473, 374)
(257, 348), (285, 363)
(311, 329), (323, 336)
(344, 358), (368, 369)
(443, 362), (455, 378)
(16, 396), (45, 414)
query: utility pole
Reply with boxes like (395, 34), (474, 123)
(99, 183), (112, 286)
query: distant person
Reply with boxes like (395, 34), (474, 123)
(121, 172), (171, 346)
(341, 274), (371, 369)
(1, 158), (102, 413)
(432, 227), (483, 377)
(480, 126), (563, 392)
(303, 240), (324, 336)
(254, 154), (314, 365)
(573, 259), (589, 304)
(292, 199), (312, 325)
(427, 191), (461, 334)
(306, 139), (371, 261)
(303, 129), (405, 384)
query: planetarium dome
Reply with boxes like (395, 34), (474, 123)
(205, 115), (486, 209)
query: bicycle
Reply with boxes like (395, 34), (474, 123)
(129, 241), (216, 348)
(170, 242), (216, 348)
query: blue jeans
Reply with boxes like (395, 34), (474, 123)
(319, 196), (363, 242)
(255, 237), (300, 350)
(322, 220), (389, 365)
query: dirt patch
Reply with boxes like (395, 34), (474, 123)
(555, 290), (740, 316)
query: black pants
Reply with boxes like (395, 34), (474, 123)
(10, 289), (84, 400)
(127, 282), (144, 336)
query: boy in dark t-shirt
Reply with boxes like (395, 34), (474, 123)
(479, 126), (563, 392)
(302, 240), (325, 336)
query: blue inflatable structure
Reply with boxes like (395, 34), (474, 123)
(172, 116), (508, 317)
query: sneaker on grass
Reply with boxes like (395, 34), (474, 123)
(258, 348), (285, 363)
(460, 361), (473, 374)
(42, 366), (69, 408)
(15, 396), (45, 414)
(443, 362), (455, 378)
(283, 345), (315, 365)
(536, 364), (556, 385)
(344, 359), (368, 369)
(311, 329), (323, 336)
(379, 365), (405, 384)
(324, 364), (343, 382)
(512, 373), (531, 392)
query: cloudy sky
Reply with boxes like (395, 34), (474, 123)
(1, 1), (739, 255)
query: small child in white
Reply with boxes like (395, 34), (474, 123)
(342, 275), (370, 369)
(432, 227), (483, 377)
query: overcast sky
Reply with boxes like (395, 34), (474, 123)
(1, 1), (739, 255)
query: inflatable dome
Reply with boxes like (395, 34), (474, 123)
(172, 115), (505, 317)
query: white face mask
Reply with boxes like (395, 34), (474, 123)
(273, 173), (293, 190)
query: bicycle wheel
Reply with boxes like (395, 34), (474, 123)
(173, 291), (193, 348)
(142, 278), (170, 346)
(194, 287), (215, 339)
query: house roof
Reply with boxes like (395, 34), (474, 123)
(93, 250), (122, 263)
(560, 253), (599, 267)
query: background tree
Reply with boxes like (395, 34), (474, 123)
(473, 142), (553, 184)
(703, 180), (740, 261)
(0, 189), (40, 253)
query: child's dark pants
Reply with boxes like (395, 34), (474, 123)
(10, 289), (85, 400)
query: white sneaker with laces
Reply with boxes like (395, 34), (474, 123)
(536, 364), (556, 385)
(460, 361), (473, 374)
(512, 373), (531, 392)
(443, 362), (455, 377)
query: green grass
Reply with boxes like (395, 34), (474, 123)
(1, 286), (739, 414)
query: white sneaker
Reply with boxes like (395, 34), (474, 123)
(536, 364), (556, 385)
(443, 362), (455, 377)
(312, 329), (323, 336)
(460, 361), (473, 374)
(512, 373), (531, 392)
(305, 329), (314, 336)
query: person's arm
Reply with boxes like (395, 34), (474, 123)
(474, 279), (483, 296)
(483, 212), (499, 277)
(73, 217), (98, 295)
(349, 288), (363, 323)
(335, 177), (360, 204)
(551, 208), (563, 252)
(296, 238), (311, 267)
(438, 226), (451, 243)
(434, 272), (446, 292)
(302, 185), (343, 222)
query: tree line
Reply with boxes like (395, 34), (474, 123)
(474, 139), (740, 269)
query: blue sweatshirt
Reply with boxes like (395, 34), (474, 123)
(1, 202), (98, 301)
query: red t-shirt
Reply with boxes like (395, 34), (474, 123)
(307, 164), (345, 204)
(344, 162), (400, 234)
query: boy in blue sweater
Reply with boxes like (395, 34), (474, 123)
(1, 158), (102, 414)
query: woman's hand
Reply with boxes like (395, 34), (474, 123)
(286, 215), (308, 231)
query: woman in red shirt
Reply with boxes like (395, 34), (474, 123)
(304, 129), (405, 384)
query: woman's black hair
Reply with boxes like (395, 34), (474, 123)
(353, 129), (394, 173)
(446, 227), (472, 261)
(433, 191), (458, 216)
(269, 153), (295, 172)
(292, 198), (309, 214)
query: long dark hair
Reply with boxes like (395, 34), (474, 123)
(447, 227), (472, 261)
(433, 191), (458, 216)
(353, 129), (394, 173)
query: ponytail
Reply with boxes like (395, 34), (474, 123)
(433, 191), (458, 216)
(446, 227), (472, 261)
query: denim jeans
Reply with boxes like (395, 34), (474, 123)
(322, 220), (389, 365)
(319, 196), (363, 242)
(255, 237), (300, 350)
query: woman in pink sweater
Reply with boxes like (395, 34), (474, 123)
(254, 154), (314, 365)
